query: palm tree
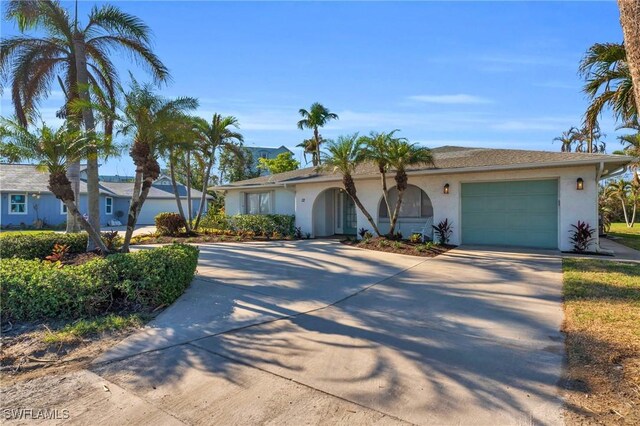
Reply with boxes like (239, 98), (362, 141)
(322, 134), (381, 236)
(617, 1), (640, 120)
(2, 0), (169, 245)
(580, 42), (637, 145)
(618, 121), (640, 183)
(608, 179), (633, 227)
(553, 127), (582, 152)
(386, 140), (434, 236)
(297, 137), (320, 166)
(361, 130), (404, 227)
(192, 114), (244, 229)
(297, 103), (338, 166)
(119, 81), (198, 251)
(0, 118), (109, 252)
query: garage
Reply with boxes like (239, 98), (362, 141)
(461, 179), (558, 249)
(137, 199), (191, 224)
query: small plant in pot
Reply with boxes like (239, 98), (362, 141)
(570, 221), (595, 252)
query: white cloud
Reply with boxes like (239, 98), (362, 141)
(407, 94), (492, 105)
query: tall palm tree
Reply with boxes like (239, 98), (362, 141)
(192, 114), (244, 229)
(361, 130), (403, 226)
(2, 0), (169, 246)
(580, 42), (637, 146)
(118, 80), (198, 251)
(0, 118), (109, 252)
(608, 179), (633, 227)
(322, 134), (381, 236)
(297, 103), (338, 166)
(617, 1), (640, 119)
(386, 140), (434, 236)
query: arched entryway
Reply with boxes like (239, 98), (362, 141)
(378, 184), (433, 238)
(312, 187), (358, 237)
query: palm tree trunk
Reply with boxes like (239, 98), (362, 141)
(186, 150), (193, 226)
(121, 168), (143, 252)
(73, 32), (101, 250)
(379, 168), (393, 233)
(48, 171), (108, 253)
(194, 156), (214, 230)
(65, 160), (81, 232)
(631, 197), (638, 227)
(621, 198), (631, 226)
(314, 127), (321, 166)
(343, 174), (381, 236)
(617, 0), (640, 117)
(388, 188), (405, 236)
(168, 148), (190, 232)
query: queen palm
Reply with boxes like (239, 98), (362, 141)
(2, 0), (169, 243)
(297, 103), (338, 166)
(191, 114), (244, 229)
(361, 130), (403, 227)
(386, 140), (434, 236)
(608, 179), (634, 227)
(580, 42), (637, 147)
(0, 118), (109, 252)
(322, 134), (381, 236)
(119, 81), (198, 252)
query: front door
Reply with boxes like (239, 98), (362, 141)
(343, 193), (357, 235)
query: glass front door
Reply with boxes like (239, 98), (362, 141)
(343, 193), (357, 235)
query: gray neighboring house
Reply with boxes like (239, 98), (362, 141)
(0, 164), (212, 227)
(244, 145), (294, 176)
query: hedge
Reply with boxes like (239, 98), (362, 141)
(201, 213), (295, 236)
(0, 244), (199, 321)
(0, 232), (88, 260)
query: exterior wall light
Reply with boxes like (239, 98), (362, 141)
(443, 183), (450, 194)
(576, 178), (584, 190)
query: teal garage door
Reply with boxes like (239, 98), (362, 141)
(461, 180), (558, 249)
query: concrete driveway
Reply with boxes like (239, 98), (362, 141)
(9, 241), (564, 425)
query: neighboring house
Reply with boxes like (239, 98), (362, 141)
(213, 146), (634, 251)
(0, 164), (212, 228)
(244, 145), (294, 176)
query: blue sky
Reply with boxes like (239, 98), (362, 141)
(0, 1), (627, 176)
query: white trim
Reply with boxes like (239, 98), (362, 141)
(105, 196), (113, 215)
(60, 200), (67, 215)
(8, 193), (27, 215)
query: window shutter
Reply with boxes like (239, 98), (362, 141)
(270, 190), (276, 214)
(239, 192), (246, 214)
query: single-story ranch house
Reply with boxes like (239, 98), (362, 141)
(0, 164), (210, 228)
(214, 146), (634, 251)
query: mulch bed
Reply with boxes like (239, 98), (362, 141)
(342, 237), (454, 257)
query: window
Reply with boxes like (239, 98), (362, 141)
(105, 197), (113, 215)
(9, 194), (27, 215)
(245, 192), (271, 214)
(60, 200), (67, 215)
(379, 185), (433, 219)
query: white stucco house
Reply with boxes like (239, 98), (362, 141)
(213, 146), (634, 251)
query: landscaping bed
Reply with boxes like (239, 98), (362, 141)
(342, 237), (454, 257)
(0, 239), (199, 383)
(562, 258), (640, 425)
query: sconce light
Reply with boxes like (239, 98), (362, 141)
(443, 183), (450, 194)
(576, 178), (584, 191)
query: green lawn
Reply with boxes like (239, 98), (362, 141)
(562, 258), (640, 422)
(0, 230), (56, 237)
(607, 222), (640, 250)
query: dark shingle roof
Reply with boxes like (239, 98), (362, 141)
(0, 164), (210, 198)
(213, 146), (634, 189)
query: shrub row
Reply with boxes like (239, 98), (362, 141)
(0, 232), (88, 260)
(200, 213), (295, 236)
(0, 244), (199, 321)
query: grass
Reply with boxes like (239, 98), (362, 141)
(0, 230), (56, 236)
(43, 314), (146, 344)
(562, 258), (640, 423)
(607, 222), (640, 251)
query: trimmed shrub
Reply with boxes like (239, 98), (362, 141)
(155, 212), (187, 236)
(200, 209), (230, 230)
(0, 244), (199, 321)
(0, 232), (87, 260)
(229, 214), (295, 236)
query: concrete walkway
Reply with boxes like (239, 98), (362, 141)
(6, 242), (564, 425)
